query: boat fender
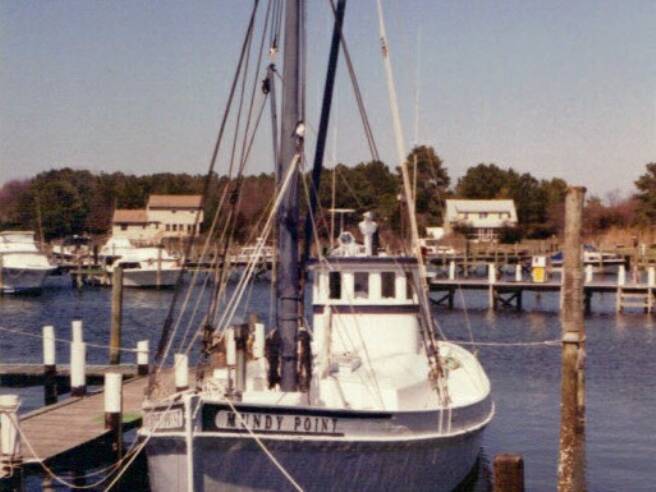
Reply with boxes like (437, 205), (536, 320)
(297, 329), (313, 392)
(265, 329), (282, 389)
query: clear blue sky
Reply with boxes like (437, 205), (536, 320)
(1, 0), (654, 197)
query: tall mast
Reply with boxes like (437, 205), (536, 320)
(277, 0), (303, 392)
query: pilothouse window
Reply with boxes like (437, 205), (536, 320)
(329, 272), (341, 299)
(354, 272), (369, 299)
(381, 272), (395, 298)
(406, 272), (415, 299)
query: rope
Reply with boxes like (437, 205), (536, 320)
(456, 339), (561, 348)
(0, 326), (140, 353)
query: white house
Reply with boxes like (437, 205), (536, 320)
(111, 194), (203, 243)
(111, 209), (160, 242)
(146, 195), (203, 238)
(443, 199), (517, 241)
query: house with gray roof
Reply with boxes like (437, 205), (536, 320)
(443, 199), (517, 241)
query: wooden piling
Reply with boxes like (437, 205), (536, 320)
(156, 247), (162, 289)
(0, 394), (22, 486)
(109, 267), (123, 365)
(558, 186), (586, 492)
(42, 325), (57, 406)
(493, 453), (524, 492)
(136, 340), (149, 376)
(104, 373), (123, 459)
(174, 354), (189, 392)
(0, 255), (4, 294)
(70, 342), (87, 396)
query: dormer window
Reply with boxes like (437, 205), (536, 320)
(329, 271), (341, 299)
(354, 272), (369, 299)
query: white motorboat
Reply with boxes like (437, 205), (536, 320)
(550, 244), (625, 273)
(139, 2), (493, 490)
(100, 237), (182, 288)
(0, 231), (55, 294)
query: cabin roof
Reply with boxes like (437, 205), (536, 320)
(112, 209), (151, 224)
(147, 194), (202, 209)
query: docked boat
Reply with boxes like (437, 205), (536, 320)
(551, 244), (625, 273)
(140, 1), (493, 490)
(100, 237), (182, 288)
(0, 231), (55, 294)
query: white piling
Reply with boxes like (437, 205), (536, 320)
(226, 328), (236, 366)
(253, 323), (265, 359)
(515, 264), (522, 282)
(488, 263), (497, 284)
(174, 354), (189, 392)
(71, 319), (83, 343)
(43, 325), (56, 367)
(136, 340), (149, 376)
(448, 261), (456, 281)
(70, 342), (86, 396)
(43, 325), (57, 405)
(0, 394), (21, 473)
(648, 267), (655, 288)
(104, 373), (123, 457)
(618, 265), (626, 286)
(585, 265), (593, 284)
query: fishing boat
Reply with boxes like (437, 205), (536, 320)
(140, 1), (493, 490)
(100, 237), (182, 288)
(550, 244), (625, 273)
(0, 231), (55, 294)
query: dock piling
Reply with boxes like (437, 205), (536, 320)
(104, 373), (123, 458)
(109, 267), (123, 365)
(585, 265), (593, 284)
(174, 354), (189, 392)
(617, 265), (626, 286)
(493, 453), (524, 492)
(42, 325), (57, 405)
(448, 261), (456, 280)
(515, 264), (522, 282)
(70, 342), (87, 396)
(0, 394), (22, 481)
(71, 319), (83, 343)
(137, 340), (149, 376)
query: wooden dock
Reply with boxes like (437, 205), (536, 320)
(0, 364), (138, 386)
(429, 278), (655, 313)
(18, 376), (148, 469)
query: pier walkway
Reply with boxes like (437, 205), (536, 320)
(18, 376), (147, 468)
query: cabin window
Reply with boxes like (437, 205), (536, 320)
(329, 272), (341, 299)
(381, 272), (396, 298)
(406, 272), (414, 299)
(354, 272), (369, 299)
(121, 225), (128, 231)
(166, 224), (171, 231)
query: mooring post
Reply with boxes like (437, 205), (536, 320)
(648, 267), (655, 313)
(449, 260), (456, 281)
(156, 247), (162, 290)
(558, 186), (586, 492)
(0, 255), (4, 295)
(110, 266), (123, 365)
(488, 263), (497, 309)
(617, 264), (626, 286)
(104, 373), (123, 459)
(515, 263), (522, 282)
(253, 321), (265, 360)
(71, 319), (83, 343)
(42, 325), (57, 405)
(174, 354), (189, 392)
(70, 341), (87, 396)
(493, 453), (524, 492)
(136, 340), (149, 376)
(0, 394), (22, 483)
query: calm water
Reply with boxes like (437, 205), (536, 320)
(1, 273), (655, 491)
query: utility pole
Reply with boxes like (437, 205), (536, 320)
(558, 186), (586, 491)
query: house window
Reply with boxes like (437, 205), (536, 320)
(479, 212), (488, 219)
(354, 272), (369, 299)
(187, 224), (193, 233)
(329, 272), (341, 299)
(121, 224), (128, 231)
(142, 224), (146, 229)
(172, 224), (177, 231)
(381, 272), (396, 298)
(166, 224), (171, 231)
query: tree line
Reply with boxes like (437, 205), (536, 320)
(1, 147), (654, 243)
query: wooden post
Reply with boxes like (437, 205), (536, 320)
(0, 254), (4, 295)
(70, 342), (86, 396)
(104, 373), (123, 459)
(488, 263), (496, 309)
(71, 319), (83, 343)
(515, 263), (522, 282)
(448, 260), (456, 281)
(558, 186), (586, 492)
(0, 394), (22, 483)
(156, 247), (162, 289)
(110, 267), (123, 365)
(136, 340), (149, 376)
(493, 453), (524, 492)
(43, 325), (57, 405)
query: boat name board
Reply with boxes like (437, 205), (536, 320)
(143, 408), (184, 431)
(211, 410), (343, 436)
